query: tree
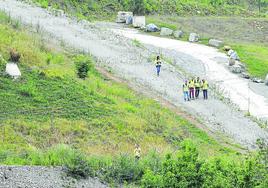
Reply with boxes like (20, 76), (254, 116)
(129, 0), (145, 15)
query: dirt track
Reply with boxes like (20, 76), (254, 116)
(1, 0), (268, 150)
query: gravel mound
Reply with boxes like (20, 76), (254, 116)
(0, 166), (107, 188)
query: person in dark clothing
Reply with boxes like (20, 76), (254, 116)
(155, 56), (162, 76)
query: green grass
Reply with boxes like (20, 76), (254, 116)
(232, 43), (268, 78)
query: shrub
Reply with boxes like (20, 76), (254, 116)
(9, 49), (21, 62)
(74, 55), (92, 79)
(66, 153), (91, 179)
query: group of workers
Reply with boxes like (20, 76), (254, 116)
(155, 56), (209, 101)
(183, 78), (209, 101)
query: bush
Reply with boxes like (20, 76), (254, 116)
(74, 55), (92, 79)
(66, 153), (91, 179)
(9, 49), (21, 62)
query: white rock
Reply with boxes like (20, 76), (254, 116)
(160, 27), (173, 36)
(133, 16), (146, 28)
(173, 30), (183, 38)
(189, 33), (199, 42)
(5, 62), (21, 79)
(265, 74), (268, 85)
(209, 39), (224, 48)
(116, 11), (133, 23)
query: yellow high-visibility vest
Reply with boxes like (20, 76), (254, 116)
(189, 80), (195, 88)
(183, 84), (189, 92)
(202, 81), (209, 90)
(195, 80), (201, 88)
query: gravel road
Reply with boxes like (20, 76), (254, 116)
(0, 166), (107, 188)
(1, 0), (268, 149)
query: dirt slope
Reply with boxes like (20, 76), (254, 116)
(1, 0), (268, 150)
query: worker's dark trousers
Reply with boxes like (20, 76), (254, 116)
(195, 88), (200, 98)
(203, 90), (208, 99)
(189, 88), (195, 99)
(156, 65), (161, 76)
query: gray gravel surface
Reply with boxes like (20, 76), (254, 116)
(0, 0), (268, 150)
(0, 166), (107, 188)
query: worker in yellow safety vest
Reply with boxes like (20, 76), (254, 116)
(188, 78), (195, 100)
(134, 144), (141, 160)
(202, 79), (209, 100)
(183, 80), (190, 101)
(195, 77), (202, 99)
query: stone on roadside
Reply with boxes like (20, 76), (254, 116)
(189, 33), (199, 42)
(228, 58), (236, 66)
(228, 50), (240, 60)
(133, 16), (146, 28)
(230, 64), (242, 74)
(125, 15), (133, 25)
(209, 39), (224, 48)
(116, 11), (133, 23)
(173, 30), (183, 38)
(146, 23), (159, 32)
(241, 72), (250, 79)
(160, 27), (173, 36)
(265, 74), (268, 85)
(252, 78), (264, 83)
(223, 46), (231, 51)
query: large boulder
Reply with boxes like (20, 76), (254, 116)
(146, 23), (159, 32)
(125, 15), (133, 25)
(230, 64), (242, 74)
(116, 11), (133, 23)
(5, 62), (21, 79)
(133, 16), (146, 28)
(173, 30), (183, 38)
(189, 33), (199, 42)
(160, 27), (173, 36)
(265, 74), (268, 85)
(228, 50), (240, 60)
(209, 39), (224, 48)
(228, 58), (236, 66)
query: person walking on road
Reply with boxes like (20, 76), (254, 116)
(202, 79), (209, 100)
(195, 77), (201, 99)
(189, 78), (195, 100)
(183, 80), (190, 101)
(155, 56), (162, 76)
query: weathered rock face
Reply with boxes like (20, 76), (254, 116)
(116, 11), (133, 23)
(146, 23), (159, 32)
(160, 27), (173, 36)
(133, 16), (146, 28)
(173, 30), (183, 38)
(189, 33), (199, 42)
(5, 62), (21, 79)
(265, 74), (268, 85)
(209, 39), (224, 48)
